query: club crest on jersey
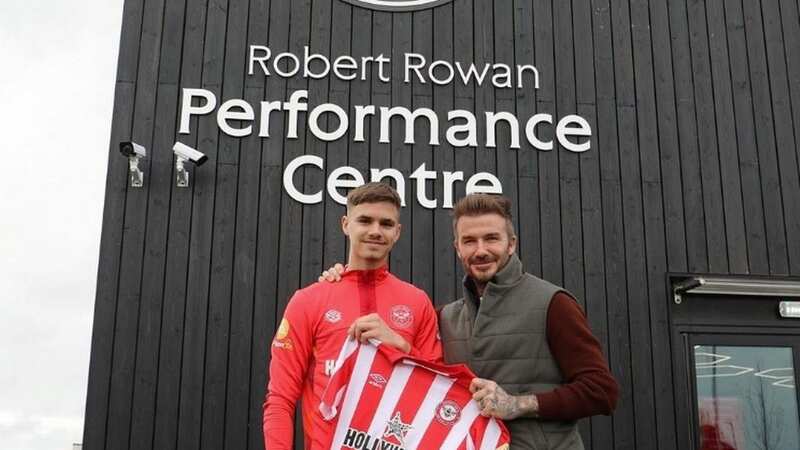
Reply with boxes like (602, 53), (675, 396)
(368, 373), (387, 389)
(339, 0), (454, 12)
(435, 400), (461, 425)
(390, 305), (413, 329)
(325, 309), (343, 323)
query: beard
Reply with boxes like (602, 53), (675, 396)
(467, 258), (496, 281)
(467, 253), (512, 283)
(469, 271), (494, 283)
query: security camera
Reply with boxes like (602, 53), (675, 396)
(172, 142), (208, 187)
(173, 142), (208, 166)
(119, 141), (146, 187)
(119, 141), (147, 158)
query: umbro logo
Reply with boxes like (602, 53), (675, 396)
(324, 309), (342, 323)
(368, 373), (387, 388)
(339, 0), (454, 12)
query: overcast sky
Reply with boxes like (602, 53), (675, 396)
(0, 1), (123, 449)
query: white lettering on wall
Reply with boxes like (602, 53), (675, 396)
(282, 155), (503, 209)
(180, 89), (217, 134)
(283, 155), (324, 204)
(556, 115), (592, 153)
(370, 168), (406, 206)
(217, 99), (254, 137)
(466, 172), (503, 195)
(247, 45), (540, 90)
(378, 106), (439, 145)
(173, 46), (597, 209)
(178, 88), (591, 153)
(327, 166), (365, 204)
(410, 163), (437, 209)
(309, 103), (348, 141)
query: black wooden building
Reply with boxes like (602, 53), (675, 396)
(84, 0), (800, 449)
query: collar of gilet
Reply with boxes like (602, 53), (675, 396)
(462, 253), (524, 303)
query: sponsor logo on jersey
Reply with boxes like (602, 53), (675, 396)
(390, 305), (413, 329)
(435, 400), (461, 425)
(368, 373), (387, 388)
(276, 318), (290, 340)
(342, 428), (404, 450)
(325, 359), (337, 376)
(272, 318), (293, 350)
(383, 412), (413, 445)
(325, 309), (343, 323)
(338, 0), (454, 12)
(272, 338), (293, 350)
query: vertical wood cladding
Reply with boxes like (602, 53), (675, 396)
(85, 0), (800, 449)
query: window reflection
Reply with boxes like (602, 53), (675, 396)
(694, 346), (799, 450)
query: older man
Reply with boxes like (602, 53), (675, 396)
(441, 194), (617, 450)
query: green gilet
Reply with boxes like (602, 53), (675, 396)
(439, 254), (583, 450)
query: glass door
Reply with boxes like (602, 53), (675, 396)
(689, 335), (800, 450)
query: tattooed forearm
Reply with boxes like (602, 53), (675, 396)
(473, 379), (539, 420)
(492, 393), (538, 420)
(513, 394), (539, 418)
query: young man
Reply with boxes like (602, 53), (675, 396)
(262, 182), (441, 450)
(441, 194), (618, 450)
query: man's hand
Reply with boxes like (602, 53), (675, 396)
(318, 263), (346, 282)
(470, 378), (538, 420)
(348, 313), (411, 353)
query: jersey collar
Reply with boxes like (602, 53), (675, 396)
(342, 264), (390, 283)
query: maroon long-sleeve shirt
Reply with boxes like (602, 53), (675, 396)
(535, 292), (619, 420)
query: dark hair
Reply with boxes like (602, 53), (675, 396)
(346, 182), (402, 210)
(452, 194), (516, 238)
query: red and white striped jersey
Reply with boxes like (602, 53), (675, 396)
(319, 338), (510, 450)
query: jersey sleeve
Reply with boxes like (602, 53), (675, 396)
(262, 290), (315, 450)
(408, 291), (444, 363)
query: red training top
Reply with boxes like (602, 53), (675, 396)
(320, 337), (510, 450)
(536, 292), (619, 420)
(262, 266), (442, 450)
